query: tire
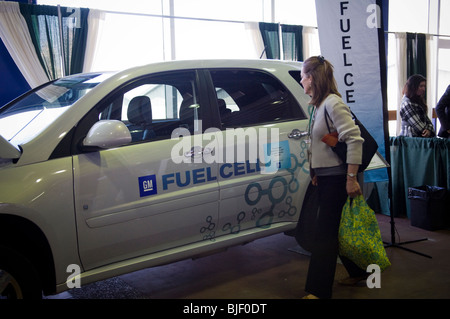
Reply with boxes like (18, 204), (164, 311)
(0, 245), (43, 299)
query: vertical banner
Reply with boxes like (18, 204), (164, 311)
(315, 0), (388, 183)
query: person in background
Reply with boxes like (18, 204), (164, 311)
(300, 56), (367, 299)
(399, 74), (435, 138)
(436, 84), (450, 138)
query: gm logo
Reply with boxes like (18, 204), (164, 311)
(139, 175), (158, 197)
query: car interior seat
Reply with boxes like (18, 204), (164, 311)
(127, 96), (156, 141)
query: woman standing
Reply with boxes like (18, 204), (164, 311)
(300, 56), (367, 299)
(399, 74), (435, 137)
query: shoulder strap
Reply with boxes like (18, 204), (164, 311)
(324, 106), (357, 134)
(324, 107), (333, 133)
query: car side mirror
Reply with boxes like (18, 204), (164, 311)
(83, 120), (131, 149)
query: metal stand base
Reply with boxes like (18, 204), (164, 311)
(384, 221), (432, 259)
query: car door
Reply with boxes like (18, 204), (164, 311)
(207, 68), (311, 238)
(72, 70), (220, 270)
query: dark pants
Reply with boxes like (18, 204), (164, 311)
(305, 174), (366, 299)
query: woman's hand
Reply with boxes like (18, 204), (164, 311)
(346, 164), (362, 198)
(422, 129), (432, 137)
(346, 177), (362, 198)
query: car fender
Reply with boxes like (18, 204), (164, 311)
(0, 156), (80, 288)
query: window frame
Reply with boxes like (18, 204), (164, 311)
(68, 69), (214, 155)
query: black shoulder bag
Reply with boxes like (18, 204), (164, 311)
(324, 108), (378, 172)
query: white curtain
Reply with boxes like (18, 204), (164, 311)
(395, 32), (407, 135)
(302, 26), (320, 60)
(0, 1), (49, 88)
(426, 34), (438, 120)
(82, 9), (105, 72)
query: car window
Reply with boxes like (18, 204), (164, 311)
(209, 69), (306, 129)
(120, 84), (182, 121)
(0, 73), (110, 146)
(93, 71), (201, 144)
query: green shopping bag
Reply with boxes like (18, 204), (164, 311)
(338, 195), (391, 272)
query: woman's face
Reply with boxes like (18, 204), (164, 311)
(416, 81), (426, 97)
(300, 70), (312, 96)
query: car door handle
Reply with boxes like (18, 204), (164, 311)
(184, 147), (214, 157)
(184, 146), (203, 157)
(288, 129), (309, 139)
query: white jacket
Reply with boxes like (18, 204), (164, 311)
(310, 94), (364, 171)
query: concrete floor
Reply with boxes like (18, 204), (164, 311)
(50, 214), (450, 300)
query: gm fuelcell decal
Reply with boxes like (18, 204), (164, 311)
(138, 139), (296, 197)
(138, 160), (263, 198)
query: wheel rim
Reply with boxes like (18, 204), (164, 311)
(0, 270), (24, 299)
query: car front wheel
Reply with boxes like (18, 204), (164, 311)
(0, 269), (23, 298)
(0, 245), (42, 299)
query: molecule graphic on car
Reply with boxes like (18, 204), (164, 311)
(200, 153), (308, 241)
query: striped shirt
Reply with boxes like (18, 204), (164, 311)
(399, 95), (435, 137)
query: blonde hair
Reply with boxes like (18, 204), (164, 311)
(302, 56), (341, 107)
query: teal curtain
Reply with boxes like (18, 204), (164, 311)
(390, 136), (449, 217)
(19, 3), (88, 80)
(406, 33), (427, 78)
(61, 7), (89, 75)
(259, 22), (280, 60)
(19, 4), (61, 79)
(281, 24), (303, 61)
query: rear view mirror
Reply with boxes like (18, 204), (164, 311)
(83, 120), (131, 149)
(0, 134), (21, 160)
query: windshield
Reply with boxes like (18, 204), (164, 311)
(0, 73), (112, 146)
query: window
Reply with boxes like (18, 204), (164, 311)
(90, 12), (165, 71)
(120, 84), (183, 121)
(173, 19), (257, 60)
(173, 0), (263, 22)
(77, 71), (201, 147)
(37, 0), (319, 71)
(209, 69), (305, 128)
(388, 0), (429, 33)
(0, 73), (106, 145)
(274, 0), (317, 26)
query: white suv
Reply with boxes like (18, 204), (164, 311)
(0, 59), (312, 298)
